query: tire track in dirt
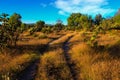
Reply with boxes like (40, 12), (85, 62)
(62, 35), (78, 80)
(17, 59), (39, 80)
(16, 34), (65, 80)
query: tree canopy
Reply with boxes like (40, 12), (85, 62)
(0, 13), (22, 50)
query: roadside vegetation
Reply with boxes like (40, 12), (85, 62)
(35, 49), (73, 80)
(0, 9), (120, 80)
(0, 53), (38, 80)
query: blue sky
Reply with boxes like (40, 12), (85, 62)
(0, 0), (119, 24)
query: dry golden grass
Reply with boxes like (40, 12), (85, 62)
(91, 59), (120, 80)
(69, 42), (120, 80)
(1, 30), (120, 80)
(0, 53), (38, 80)
(49, 32), (75, 45)
(21, 31), (30, 36)
(69, 31), (94, 45)
(18, 37), (51, 45)
(18, 32), (53, 46)
(35, 48), (72, 80)
(47, 32), (63, 38)
(18, 31), (70, 46)
(28, 38), (51, 45)
(69, 32), (82, 43)
(97, 33), (120, 45)
(0, 54), (12, 69)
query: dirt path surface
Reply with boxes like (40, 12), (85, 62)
(16, 34), (65, 80)
(62, 35), (78, 80)
(17, 59), (39, 80)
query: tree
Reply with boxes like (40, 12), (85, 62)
(95, 14), (103, 25)
(21, 23), (27, 32)
(0, 13), (9, 25)
(67, 13), (82, 27)
(35, 20), (45, 31)
(8, 13), (21, 27)
(54, 19), (64, 31)
(8, 13), (22, 46)
(67, 13), (93, 30)
(111, 9), (120, 29)
(0, 13), (10, 50)
(88, 16), (94, 31)
(79, 14), (90, 30)
(0, 13), (23, 50)
(113, 14), (120, 24)
(101, 18), (113, 30)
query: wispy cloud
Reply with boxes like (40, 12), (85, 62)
(54, 0), (115, 16)
(40, 3), (47, 8)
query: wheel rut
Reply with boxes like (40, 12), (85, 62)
(16, 34), (65, 80)
(62, 35), (78, 80)
(17, 59), (39, 80)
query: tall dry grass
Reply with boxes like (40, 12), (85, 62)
(69, 31), (85, 43)
(69, 43), (120, 80)
(18, 37), (51, 45)
(18, 32), (53, 46)
(0, 53), (38, 80)
(35, 48), (73, 80)
(49, 32), (75, 45)
(97, 33), (120, 45)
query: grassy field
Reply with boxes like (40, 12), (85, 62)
(0, 30), (120, 80)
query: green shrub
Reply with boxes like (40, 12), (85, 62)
(32, 34), (38, 37)
(38, 34), (47, 39)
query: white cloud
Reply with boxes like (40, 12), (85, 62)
(54, 0), (115, 16)
(40, 3), (47, 8)
(58, 10), (65, 15)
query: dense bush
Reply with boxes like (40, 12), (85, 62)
(0, 13), (22, 51)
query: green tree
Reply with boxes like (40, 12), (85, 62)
(95, 14), (103, 25)
(113, 14), (120, 25)
(0, 13), (9, 25)
(67, 13), (82, 27)
(35, 20), (45, 31)
(67, 13), (93, 30)
(88, 16), (94, 31)
(0, 13), (10, 50)
(54, 19), (64, 31)
(101, 18), (113, 30)
(79, 14), (90, 30)
(109, 9), (120, 30)
(21, 23), (27, 32)
(8, 13), (22, 46)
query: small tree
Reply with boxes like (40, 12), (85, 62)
(0, 13), (22, 51)
(54, 19), (64, 31)
(0, 13), (10, 50)
(21, 23), (27, 32)
(8, 13), (22, 46)
(95, 14), (103, 25)
(35, 20), (45, 31)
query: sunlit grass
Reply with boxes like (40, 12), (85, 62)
(69, 42), (120, 80)
(69, 31), (84, 43)
(49, 32), (75, 45)
(1, 31), (120, 80)
(18, 37), (51, 45)
(97, 33), (120, 45)
(91, 59), (120, 80)
(0, 53), (38, 80)
(35, 48), (72, 80)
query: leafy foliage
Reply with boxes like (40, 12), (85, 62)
(35, 20), (45, 31)
(0, 13), (22, 51)
(67, 13), (93, 30)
